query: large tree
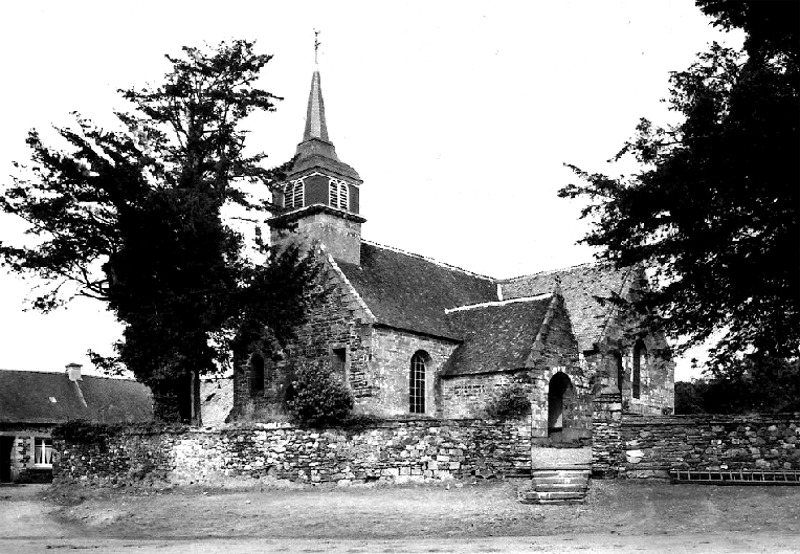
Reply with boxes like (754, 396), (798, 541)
(1, 41), (317, 422)
(560, 1), (799, 372)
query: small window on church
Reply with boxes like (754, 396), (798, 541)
(284, 179), (304, 210)
(250, 352), (265, 395)
(409, 352), (428, 414)
(633, 340), (646, 399)
(331, 348), (347, 376)
(614, 351), (624, 395)
(329, 178), (349, 211)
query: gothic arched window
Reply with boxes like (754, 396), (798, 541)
(409, 352), (428, 414)
(329, 178), (349, 211)
(284, 179), (304, 210)
(632, 340), (646, 399)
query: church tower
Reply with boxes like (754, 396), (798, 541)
(268, 67), (365, 265)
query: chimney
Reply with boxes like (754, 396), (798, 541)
(65, 363), (83, 382)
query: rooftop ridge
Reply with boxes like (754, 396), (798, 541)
(445, 293), (552, 314)
(500, 260), (611, 284)
(0, 368), (134, 381)
(361, 240), (496, 283)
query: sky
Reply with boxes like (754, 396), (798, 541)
(0, 1), (743, 380)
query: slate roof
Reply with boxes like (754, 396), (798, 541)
(441, 296), (553, 376)
(499, 263), (633, 352)
(0, 370), (153, 425)
(337, 242), (498, 340)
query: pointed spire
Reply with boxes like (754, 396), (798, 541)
(289, 34), (361, 182)
(302, 71), (330, 142)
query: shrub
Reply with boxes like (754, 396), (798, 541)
(484, 382), (531, 420)
(284, 359), (354, 427)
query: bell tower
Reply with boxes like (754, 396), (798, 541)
(268, 60), (365, 265)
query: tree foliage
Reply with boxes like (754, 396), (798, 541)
(559, 1), (799, 371)
(675, 358), (800, 414)
(0, 41), (318, 422)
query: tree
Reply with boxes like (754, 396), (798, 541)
(675, 358), (800, 414)
(0, 41), (318, 422)
(559, 1), (799, 373)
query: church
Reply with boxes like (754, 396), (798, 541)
(231, 67), (674, 441)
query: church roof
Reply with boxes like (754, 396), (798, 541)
(499, 263), (633, 352)
(337, 242), (497, 340)
(0, 370), (153, 425)
(441, 296), (553, 376)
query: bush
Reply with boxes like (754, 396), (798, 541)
(284, 359), (354, 427)
(484, 382), (531, 420)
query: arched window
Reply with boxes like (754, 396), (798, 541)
(284, 179), (304, 210)
(409, 352), (427, 414)
(250, 352), (265, 395)
(329, 178), (349, 211)
(632, 340), (646, 399)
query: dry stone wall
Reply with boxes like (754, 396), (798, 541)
(592, 405), (800, 479)
(53, 419), (531, 489)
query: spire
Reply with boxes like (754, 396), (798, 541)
(289, 30), (360, 181)
(302, 71), (330, 143)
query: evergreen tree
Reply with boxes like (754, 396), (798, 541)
(0, 41), (317, 422)
(560, 2), (799, 373)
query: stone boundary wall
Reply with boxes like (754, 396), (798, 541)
(592, 400), (800, 479)
(53, 419), (531, 489)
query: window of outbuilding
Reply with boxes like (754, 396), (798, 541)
(633, 340), (646, 399)
(409, 352), (427, 414)
(33, 438), (53, 467)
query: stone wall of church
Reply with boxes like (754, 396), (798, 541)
(363, 327), (459, 417)
(53, 419), (532, 488)
(440, 372), (517, 419)
(232, 252), (376, 420)
(592, 405), (800, 479)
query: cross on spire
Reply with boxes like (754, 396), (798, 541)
(314, 29), (321, 65)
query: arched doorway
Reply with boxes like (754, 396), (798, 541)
(548, 372), (573, 439)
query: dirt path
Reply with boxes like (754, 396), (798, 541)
(2, 480), (800, 553)
(0, 484), (73, 540)
(5, 533), (800, 554)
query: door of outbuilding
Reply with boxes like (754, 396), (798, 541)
(0, 436), (14, 482)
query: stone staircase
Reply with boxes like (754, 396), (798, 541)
(519, 468), (591, 505)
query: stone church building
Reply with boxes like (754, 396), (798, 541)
(231, 69), (674, 440)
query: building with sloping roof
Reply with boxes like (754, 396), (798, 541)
(0, 365), (152, 483)
(232, 67), (674, 438)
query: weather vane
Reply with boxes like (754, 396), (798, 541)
(314, 29), (321, 65)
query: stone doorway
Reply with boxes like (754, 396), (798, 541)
(0, 436), (14, 483)
(547, 372), (574, 441)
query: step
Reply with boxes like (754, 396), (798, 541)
(532, 469), (590, 476)
(519, 491), (586, 505)
(532, 483), (588, 493)
(532, 476), (589, 485)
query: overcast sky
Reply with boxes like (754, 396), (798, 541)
(0, 1), (742, 380)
